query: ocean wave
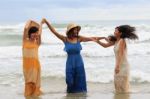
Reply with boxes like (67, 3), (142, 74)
(0, 22), (150, 44)
(138, 38), (150, 43)
(0, 23), (66, 31)
(0, 72), (150, 86)
(0, 23), (24, 31)
(0, 43), (149, 59)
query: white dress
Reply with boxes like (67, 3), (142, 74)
(114, 39), (130, 93)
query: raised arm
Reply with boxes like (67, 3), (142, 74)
(115, 39), (126, 74)
(79, 36), (105, 42)
(43, 18), (66, 42)
(36, 21), (43, 45)
(23, 20), (32, 42)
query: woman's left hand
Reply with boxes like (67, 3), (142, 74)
(41, 18), (47, 24)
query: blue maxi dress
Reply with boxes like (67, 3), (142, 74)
(64, 40), (87, 93)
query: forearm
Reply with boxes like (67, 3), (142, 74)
(82, 36), (105, 42)
(38, 23), (42, 35)
(23, 27), (29, 40)
(115, 39), (125, 68)
(25, 20), (31, 29)
(97, 40), (111, 48)
(80, 36), (98, 42)
(115, 51), (124, 68)
(97, 37), (105, 40)
(36, 35), (41, 45)
(115, 58), (122, 71)
(114, 52), (123, 74)
(35, 22), (42, 45)
(85, 37), (94, 42)
(23, 20), (32, 40)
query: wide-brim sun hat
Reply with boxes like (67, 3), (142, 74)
(66, 23), (81, 34)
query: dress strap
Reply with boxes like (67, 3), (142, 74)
(77, 36), (79, 42)
(65, 37), (68, 42)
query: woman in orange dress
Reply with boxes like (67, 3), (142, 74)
(22, 20), (43, 96)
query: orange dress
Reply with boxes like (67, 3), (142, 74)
(22, 41), (42, 96)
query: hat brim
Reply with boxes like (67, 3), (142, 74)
(66, 25), (81, 34)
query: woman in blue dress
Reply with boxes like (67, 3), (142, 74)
(42, 18), (104, 93)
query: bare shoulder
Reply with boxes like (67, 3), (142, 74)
(119, 39), (126, 48)
(119, 39), (126, 44)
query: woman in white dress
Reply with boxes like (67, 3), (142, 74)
(95, 25), (138, 93)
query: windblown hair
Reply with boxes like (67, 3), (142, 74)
(116, 25), (138, 40)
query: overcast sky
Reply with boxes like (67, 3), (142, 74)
(0, 0), (150, 23)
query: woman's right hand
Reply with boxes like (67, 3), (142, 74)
(115, 66), (120, 74)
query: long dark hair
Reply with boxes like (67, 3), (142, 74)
(28, 26), (39, 38)
(67, 28), (79, 39)
(116, 25), (138, 40)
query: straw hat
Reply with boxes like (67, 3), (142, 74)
(66, 23), (81, 34)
